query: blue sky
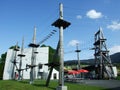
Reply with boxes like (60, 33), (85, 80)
(0, 0), (120, 61)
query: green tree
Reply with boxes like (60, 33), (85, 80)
(9, 45), (20, 49)
(41, 44), (60, 63)
(41, 44), (47, 47)
(48, 46), (56, 63)
(0, 52), (7, 79)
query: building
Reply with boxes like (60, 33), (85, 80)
(3, 47), (59, 80)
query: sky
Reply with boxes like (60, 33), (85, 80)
(0, 0), (120, 61)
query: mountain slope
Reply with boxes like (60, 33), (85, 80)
(64, 52), (120, 66)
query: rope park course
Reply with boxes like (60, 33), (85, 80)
(5, 3), (71, 90)
(3, 3), (118, 90)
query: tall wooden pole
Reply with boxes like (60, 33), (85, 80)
(18, 37), (25, 81)
(12, 42), (19, 80)
(59, 3), (64, 86)
(52, 3), (71, 90)
(75, 43), (81, 70)
(29, 26), (39, 84)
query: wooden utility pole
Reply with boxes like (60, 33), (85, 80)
(28, 26), (39, 84)
(18, 37), (25, 81)
(52, 3), (71, 90)
(11, 42), (19, 80)
(75, 43), (81, 70)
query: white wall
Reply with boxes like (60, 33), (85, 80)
(3, 47), (49, 80)
(3, 47), (59, 80)
(3, 49), (14, 79)
(51, 68), (59, 80)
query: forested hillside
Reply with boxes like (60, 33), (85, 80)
(64, 52), (120, 66)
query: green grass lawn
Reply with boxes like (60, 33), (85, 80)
(0, 80), (105, 90)
(116, 75), (120, 80)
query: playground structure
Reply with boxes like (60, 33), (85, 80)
(45, 3), (71, 90)
(94, 28), (117, 79)
(28, 26), (39, 84)
(3, 27), (60, 81)
(2, 3), (118, 90)
(11, 42), (19, 80)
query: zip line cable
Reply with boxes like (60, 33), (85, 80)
(38, 29), (57, 45)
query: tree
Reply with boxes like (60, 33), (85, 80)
(41, 44), (47, 47)
(41, 44), (60, 63)
(0, 52), (7, 79)
(48, 46), (56, 63)
(40, 44), (56, 63)
(9, 45), (20, 49)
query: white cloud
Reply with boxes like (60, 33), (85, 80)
(76, 15), (82, 19)
(107, 21), (120, 31)
(109, 45), (120, 55)
(68, 40), (80, 47)
(86, 9), (103, 19)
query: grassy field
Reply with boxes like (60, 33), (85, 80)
(116, 75), (120, 80)
(0, 80), (106, 90)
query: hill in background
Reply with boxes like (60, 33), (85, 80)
(64, 52), (120, 66)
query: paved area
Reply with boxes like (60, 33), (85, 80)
(83, 80), (120, 90)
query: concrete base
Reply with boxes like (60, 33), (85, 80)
(56, 86), (67, 90)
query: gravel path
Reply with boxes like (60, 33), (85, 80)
(83, 80), (120, 90)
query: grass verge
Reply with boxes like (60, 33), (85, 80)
(0, 80), (105, 90)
